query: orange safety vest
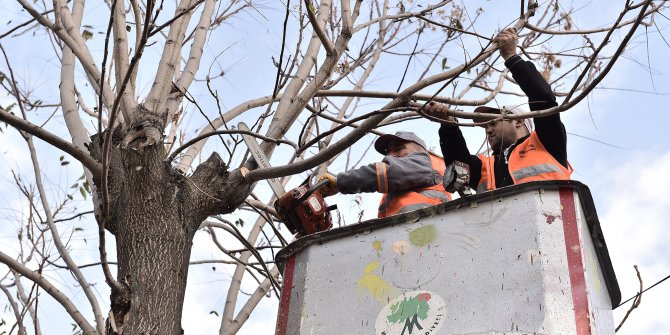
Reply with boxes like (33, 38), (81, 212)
(478, 131), (572, 192)
(378, 155), (453, 218)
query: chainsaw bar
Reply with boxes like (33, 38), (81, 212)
(238, 122), (286, 198)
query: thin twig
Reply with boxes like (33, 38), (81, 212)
(167, 130), (299, 162)
(563, 1), (637, 102)
(616, 265), (643, 332)
(149, 0), (205, 36)
(417, 15), (491, 40)
(96, 0), (124, 296)
(0, 8), (55, 40)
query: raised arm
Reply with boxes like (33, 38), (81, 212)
(426, 102), (482, 189)
(500, 28), (567, 168)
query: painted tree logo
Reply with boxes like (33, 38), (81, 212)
(386, 292), (431, 334)
(376, 290), (446, 335)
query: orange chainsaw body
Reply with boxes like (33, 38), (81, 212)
(274, 185), (333, 236)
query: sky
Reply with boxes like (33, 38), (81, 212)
(1, 0), (670, 334)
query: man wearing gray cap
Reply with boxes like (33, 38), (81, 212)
(319, 131), (452, 218)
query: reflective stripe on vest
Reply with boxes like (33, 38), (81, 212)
(477, 131), (571, 193)
(396, 202), (435, 215)
(418, 189), (452, 202)
(511, 163), (564, 181)
(509, 131), (571, 184)
(377, 154), (453, 218)
(376, 162), (389, 193)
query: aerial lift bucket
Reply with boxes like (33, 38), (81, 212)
(275, 180), (621, 335)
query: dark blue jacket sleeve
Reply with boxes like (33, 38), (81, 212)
(506, 55), (568, 168)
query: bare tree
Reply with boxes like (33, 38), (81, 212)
(0, 0), (666, 334)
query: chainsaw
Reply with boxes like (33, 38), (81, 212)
(239, 122), (336, 236)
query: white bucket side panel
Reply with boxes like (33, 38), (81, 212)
(279, 187), (615, 335)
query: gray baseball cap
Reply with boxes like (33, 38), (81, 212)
(374, 131), (427, 155)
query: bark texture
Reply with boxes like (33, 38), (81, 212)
(90, 121), (250, 335)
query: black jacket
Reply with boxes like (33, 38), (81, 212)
(439, 55), (568, 189)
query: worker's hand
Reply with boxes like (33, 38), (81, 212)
(318, 172), (339, 197)
(494, 28), (518, 61)
(423, 102), (456, 123)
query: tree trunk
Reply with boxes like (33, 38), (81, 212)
(91, 124), (250, 335)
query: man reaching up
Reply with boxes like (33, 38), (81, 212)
(425, 28), (571, 192)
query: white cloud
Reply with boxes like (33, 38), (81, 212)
(596, 151), (670, 334)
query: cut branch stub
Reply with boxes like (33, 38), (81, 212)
(190, 152), (251, 218)
(121, 108), (164, 151)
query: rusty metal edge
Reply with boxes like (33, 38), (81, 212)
(275, 180), (622, 308)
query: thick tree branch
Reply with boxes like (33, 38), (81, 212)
(313, 0), (390, 175)
(257, 0), (334, 159)
(149, 0), (206, 37)
(145, 0), (197, 123)
(217, 171), (298, 331)
(189, 153), (251, 218)
(111, 0), (136, 114)
(16, 0), (115, 110)
(316, 89), (499, 105)
(165, 0), (217, 130)
(221, 266), (280, 335)
(175, 94), (282, 172)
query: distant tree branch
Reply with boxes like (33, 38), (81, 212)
(0, 103), (102, 178)
(417, 14), (491, 40)
(0, 284), (27, 335)
(167, 129), (298, 162)
(0, 7), (55, 40)
(564, 0), (654, 103)
(353, 0), (452, 33)
(0, 252), (97, 335)
(304, 0), (335, 54)
(525, 1), (659, 35)
(564, 1), (639, 102)
(16, 0), (115, 109)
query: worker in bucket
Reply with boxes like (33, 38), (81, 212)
(318, 131), (453, 218)
(424, 28), (571, 192)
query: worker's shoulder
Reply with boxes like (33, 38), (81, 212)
(385, 152), (435, 170)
